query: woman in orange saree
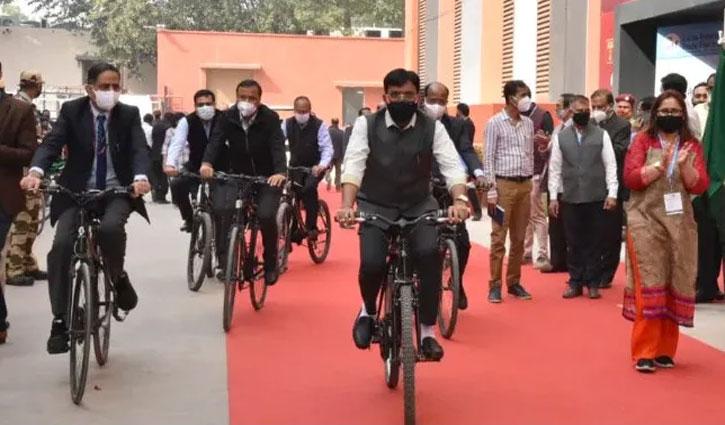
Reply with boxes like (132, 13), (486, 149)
(622, 91), (710, 373)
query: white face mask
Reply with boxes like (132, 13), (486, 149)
(592, 109), (607, 123)
(94, 89), (120, 111)
(196, 105), (215, 121)
(517, 96), (532, 113)
(424, 102), (446, 120)
(237, 101), (257, 118)
(295, 113), (310, 125)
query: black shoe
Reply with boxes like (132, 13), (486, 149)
(598, 281), (612, 289)
(472, 213), (482, 222)
(352, 314), (375, 349)
(588, 285), (602, 299)
(696, 291), (717, 303)
(716, 291), (725, 301)
(26, 269), (48, 280)
(180, 220), (193, 233)
(635, 359), (656, 373)
(216, 268), (225, 282)
(115, 272), (138, 311)
(508, 283), (532, 300)
(306, 228), (319, 241)
(421, 337), (444, 361)
(488, 287), (502, 303)
(47, 319), (69, 354)
(6, 275), (34, 286)
(155, 199), (170, 204)
(265, 269), (279, 286)
(458, 284), (468, 310)
(563, 284), (583, 299)
(654, 356), (675, 368)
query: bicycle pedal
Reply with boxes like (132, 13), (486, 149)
(113, 309), (128, 322)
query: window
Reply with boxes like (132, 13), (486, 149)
(536, 0), (551, 95)
(501, 0), (515, 84)
(453, 0), (463, 103)
(417, 0), (428, 84)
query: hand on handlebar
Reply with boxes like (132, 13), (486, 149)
(20, 172), (42, 192)
(448, 201), (471, 223)
(311, 165), (325, 177)
(335, 206), (356, 229)
(164, 165), (179, 177)
(132, 180), (151, 198)
(200, 163), (214, 179)
(268, 174), (286, 187)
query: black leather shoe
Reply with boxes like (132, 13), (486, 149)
(488, 287), (502, 303)
(588, 285), (602, 299)
(599, 281), (612, 289)
(716, 291), (725, 301)
(115, 272), (138, 311)
(635, 359), (656, 373)
(6, 275), (34, 286)
(696, 291), (717, 303)
(458, 284), (468, 310)
(47, 319), (69, 354)
(180, 220), (193, 233)
(508, 283), (532, 300)
(654, 356), (675, 368)
(265, 269), (279, 286)
(26, 269), (48, 280)
(421, 337), (444, 361)
(563, 285), (583, 299)
(352, 314), (375, 349)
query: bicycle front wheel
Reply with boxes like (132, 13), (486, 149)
(249, 226), (268, 311)
(276, 202), (291, 274)
(438, 238), (460, 339)
(308, 199), (332, 264)
(187, 212), (212, 292)
(223, 226), (243, 332)
(93, 261), (113, 366)
(69, 260), (93, 405)
(400, 285), (417, 425)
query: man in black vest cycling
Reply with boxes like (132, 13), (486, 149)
(164, 89), (227, 231)
(282, 96), (333, 239)
(337, 69), (470, 360)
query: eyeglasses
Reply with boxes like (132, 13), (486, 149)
(196, 102), (213, 107)
(387, 92), (417, 102)
(656, 108), (683, 117)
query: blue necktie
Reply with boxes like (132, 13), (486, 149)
(96, 114), (107, 190)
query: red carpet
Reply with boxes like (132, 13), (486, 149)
(227, 190), (725, 425)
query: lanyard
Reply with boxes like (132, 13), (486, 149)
(658, 135), (679, 183)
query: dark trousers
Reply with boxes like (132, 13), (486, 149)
(48, 197), (133, 318)
(468, 186), (482, 218)
(170, 174), (199, 223)
(695, 195), (723, 297)
(150, 160), (169, 201)
(298, 173), (322, 231)
(359, 221), (441, 326)
(561, 201), (604, 288)
(213, 183), (281, 271)
(599, 202), (624, 284)
(547, 192), (568, 271)
(325, 158), (342, 189)
(0, 203), (14, 331)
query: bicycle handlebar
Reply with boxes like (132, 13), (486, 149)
(287, 166), (314, 174)
(42, 183), (133, 205)
(213, 171), (268, 185)
(342, 210), (449, 227)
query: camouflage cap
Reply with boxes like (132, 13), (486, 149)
(19, 70), (44, 85)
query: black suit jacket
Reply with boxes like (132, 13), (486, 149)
(463, 118), (476, 143)
(31, 96), (151, 224)
(436, 114), (482, 178)
(328, 125), (344, 160)
(599, 113), (632, 200)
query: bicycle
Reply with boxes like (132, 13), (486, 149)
(431, 179), (462, 339)
(37, 161), (64, 236)
(42, 184), (131, 405)
(215, 172), (271, 332)
(181, 172), (215, 292)
(276, 166), (332, 273)
(348, 210), (449, 425)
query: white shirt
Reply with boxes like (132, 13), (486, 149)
(142, 122), (153, 149)
(484, 110), (535, 198)
(165, 116), (211, 168)
(687, 103), (702, 140)
(341, 111), (467, 190)
(694, 102), (709, 136)
(548, 126), (618, 200)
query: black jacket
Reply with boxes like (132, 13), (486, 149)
(203, 104), (286, 176)
(328, 125), (344, 160)
(463, 118), (476, 142)
(599, 113), (632, 200)
(31, 96), (151, 224)
(437, 114), (482, 178)
(150, 120), (169, 161)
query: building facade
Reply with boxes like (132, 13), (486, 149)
(156, 30), (404, 125)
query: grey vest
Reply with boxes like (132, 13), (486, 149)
(559, 123), (607, 204)
(358, 110), (435, 212)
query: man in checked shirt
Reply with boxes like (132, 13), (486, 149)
(484, 80), (536, 303)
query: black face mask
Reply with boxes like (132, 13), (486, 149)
(387, 101), (418, 124)
(572, 111), (591, 126)
(656, 115), (684, 134)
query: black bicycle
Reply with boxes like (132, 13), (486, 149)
(215, 172), (271, 332)
(182, 172), (215, 292)
(431, 179), (462, 339)
(42, 184), (131, 405)
(351, 210), (449, 425)
(276, 166), (332, 273)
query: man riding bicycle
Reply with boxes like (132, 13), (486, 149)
(281, 96), (333, 240)
(336, 69), (470, 360)
(200, 79), (287, 286)
(20, 62), (151, 354)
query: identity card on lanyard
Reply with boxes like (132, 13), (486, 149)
(660, 136), (683, 215)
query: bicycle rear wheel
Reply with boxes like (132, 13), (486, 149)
(223, 226), (243, 332)
(400, 285), (417, 425)
(307, 200), (331, 264)
(276, 202), (291, 274)
(249, 226), (268, 310)
(382, 272), (400, 389)
(69, 260), (93, 405)
(93, 261), (113, 366)
(438, 238), (460, 339)
(187, 212), (212, 292)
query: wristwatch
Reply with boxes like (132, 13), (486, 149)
(454, 194), (470, 205)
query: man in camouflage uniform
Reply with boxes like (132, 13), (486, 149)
(5, 71), (47, 287)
